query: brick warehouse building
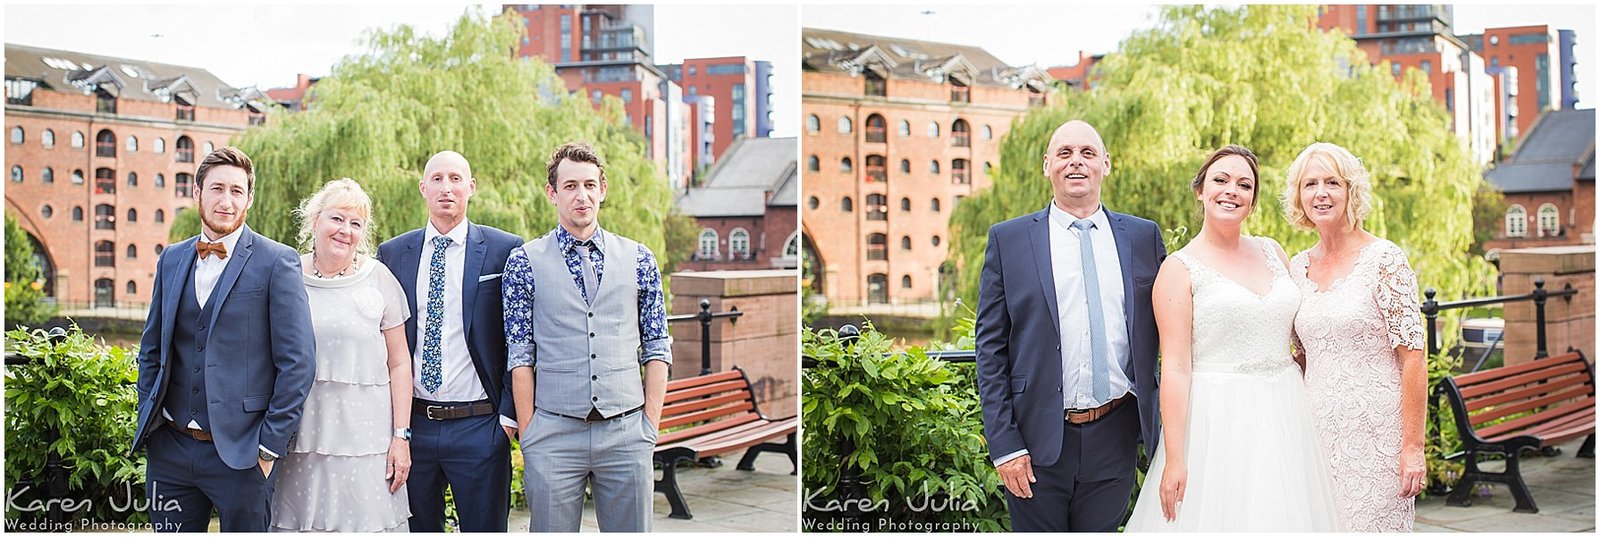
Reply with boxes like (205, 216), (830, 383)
(1484, 109), (1595, 256)
(801, 28), (1050, 306)
(674, 137), (798, 272)
(5, 44), (260, 308)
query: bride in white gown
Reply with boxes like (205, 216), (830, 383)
(1124, 146), (1343, 532)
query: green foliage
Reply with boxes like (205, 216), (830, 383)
(660, 210), (698, 275)
(950, 5), (1495, 307)
(226, 9), (672, 256)
(1425, 347), (1466, 492)
(801, 323), (1007, 532)
(5, 215), (56, 328)
(1469, 182), (1507, 257)
(4, 325), (146, 522)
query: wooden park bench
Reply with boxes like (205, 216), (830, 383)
(1437, 351), (1596, 513)
(653, 367), (797, 520)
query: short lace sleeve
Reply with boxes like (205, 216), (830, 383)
(1370, 242), (1425, 351)
(372, 262), (412, 331)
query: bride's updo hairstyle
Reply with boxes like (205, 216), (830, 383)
(1189, 145), (1261, 215)
(1281, 142), (1374, 231)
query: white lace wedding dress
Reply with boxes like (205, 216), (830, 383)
(1125, 237), (1344, 532)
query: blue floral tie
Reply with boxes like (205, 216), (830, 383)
(421, 235), (451, 393)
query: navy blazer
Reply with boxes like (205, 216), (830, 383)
(131, 225), (317, 470)
(974, 206), (1166, 468)
(378, 222), (522, 422)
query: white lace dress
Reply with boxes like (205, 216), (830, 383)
(1126, 237), (1345, 532)
(1291, 239), (1425, 532)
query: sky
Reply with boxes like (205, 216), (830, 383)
(801, 4), (1597, 109)
(2, 3), (802, 136)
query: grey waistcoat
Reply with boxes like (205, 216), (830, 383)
(523, 230), (645, 417)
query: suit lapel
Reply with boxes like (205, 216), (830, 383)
(460, 223), (486, 341)
(1027, 207), (1061, 339)
(207, 226), (255, 330)
(396, 232), (423, 355)
(1106, 210), (1137, 340)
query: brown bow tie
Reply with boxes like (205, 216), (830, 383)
(197, 241), (228, 260)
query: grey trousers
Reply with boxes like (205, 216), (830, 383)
(522, 408), (657, 532)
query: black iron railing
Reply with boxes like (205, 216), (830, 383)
(1421, 277), (1579, 359)
(666, 299), (743, 376)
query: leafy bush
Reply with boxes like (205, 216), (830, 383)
(4, 325), (146, 522)
(5, 215), (57, 329)
(801, 322), (1006, 532)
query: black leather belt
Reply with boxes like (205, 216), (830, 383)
(542, 405), (644, 423)
(413, 399), (495, 420)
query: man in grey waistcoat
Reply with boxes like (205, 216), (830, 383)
(502, 141), (672, 532)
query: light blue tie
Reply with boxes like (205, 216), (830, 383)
(421, 235), (451, 393)
(1071, 219), (1111, 402)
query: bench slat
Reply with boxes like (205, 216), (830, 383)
(1456, 352), (1585, 387)
(1466, 376), (1593, 413)
(665, 379), (750, 404)
(665, 370), (744, 392)
(670, 419), (796, 459)
(1469, 382), (1596, 425)
(661, 401), (755, 430)
(663, 392), (750, 419)
(1485, 407), (1596, 446)
(1477, 398), (1595, 439)
(1459, 362), (1589, 399)
(658, 413), (760, 445)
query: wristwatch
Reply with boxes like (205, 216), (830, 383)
(258, 447), (278, 462)
(393, 427), (412, 441)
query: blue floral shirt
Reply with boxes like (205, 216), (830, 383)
(503, 226), (672, 370)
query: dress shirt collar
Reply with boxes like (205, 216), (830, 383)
(425, 218), (470, 248)
(556, 225), (607, 256)
(198, 225), (245, 257)
(1049, 202), (1110, 232)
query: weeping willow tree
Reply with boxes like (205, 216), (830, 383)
(949, 5), (1496, 307)
(170, 9), (671, 256)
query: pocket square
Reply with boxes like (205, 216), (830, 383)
(478, 273), (503, 282)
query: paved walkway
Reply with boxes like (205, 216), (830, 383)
(1416, 436), (1595, 532)
(507, 453), (797, 532)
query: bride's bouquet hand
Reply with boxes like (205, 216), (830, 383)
(1159, 460), (1187, 522)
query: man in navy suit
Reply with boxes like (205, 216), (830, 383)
(974, 120), (1166, 532)
(377, 150), (522, 532)
(132, 146), (317, 532)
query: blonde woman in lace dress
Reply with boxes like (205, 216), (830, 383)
(1283, 143), (1428, 532)
(1125, 146), (1343, 531)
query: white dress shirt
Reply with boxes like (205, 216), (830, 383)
(1048, 203), (1133, 410)
(412, 219), (490, 404)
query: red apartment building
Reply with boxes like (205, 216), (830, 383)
(802, 28), (1051, 306)
(5, 44), (261, 308)
(663, 57), (763, 163)
(1465, 25), (1572, 139)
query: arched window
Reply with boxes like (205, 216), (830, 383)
(865, 114), (887, 143)
(95, 129), (116, 157)
(806, 155), (820, 172)
(841, 196), (854, 213)
(71, 169), (85, 185)
(9, 126), (23, 144)
(126, 208), (138, 223)
(840, 157), (852, 173)
(900, 197), (911, 212)
(952, 159), (970, 185)
(95, 167), (116, 194)
(898, 120), (911, 137)
(901, 236), (912, 250)
(866, 234), (888, 261)
(42, 167), (53, 184)
(952, 119), (971, 147)
(899, 159), (911, 174)
(901, 275), (913, 288)
(126, 280), (138, 295)
(729, 228), (751, 259)
(806, 197), (820, 210)
(42, 129), (54, 148)
(867, 273), (889, 304)
(175, 173), (193, 197)
(125, 135), (138, 152)
(864, 155), (886, 183)
(126, 244), (138, 259)
(203, 141), (214, 155)
(9, 165), (21, 183)
(94, 278), (114, 307)
(154, 137), (166, 154)
(837, 116), (852, 134)
(1537, 203), (1560, 237)
(697, 228), (719, 259)
(931, 198), (942, 212)
(155, 173), (166, 188)
(865, 194), (888, 221)
(155, 209), (166, 223)
(926, 121), (939, 138)
(71, 131), (85, 148)
(1505, 205), (1527, 237)
(782, 232), (800, 259)
(95, 204), (116, 230)
(127, 171), (138, 187)
(94, 241), (115, 267)
(72, 206), (84, 221)
(176, 136), (195, 163)
(806, 114), (820, 133)
(982, 125), (994, 140)
(929, 160), (941, 175)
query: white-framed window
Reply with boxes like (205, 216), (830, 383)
(1505, 204), (1527, 238)
(126, 135), (138, 152)
(1537, 203), (1560, 237)
(153, 137), (166, 153)
(837, 116), (852, 134)
(697, 228), (719, 259)
(782, 231), (799, 260)
(729, 228), (750, 259)
(41, 129), (54, 148)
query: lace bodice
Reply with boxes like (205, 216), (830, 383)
(1290, 238), (1424, 532)
(1172, 237), (1301, 377)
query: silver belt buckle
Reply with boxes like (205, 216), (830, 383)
(426, 405), (446, 420)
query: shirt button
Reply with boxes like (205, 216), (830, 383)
(592, 375), (598, 381)
(589, 332), (596, 338)
(592, 396), (599, 402)
(588, 312), (594, 318)
(193, 367), (200, 373)
(591, 354), (597, 359)
(192, 388), (199, 394)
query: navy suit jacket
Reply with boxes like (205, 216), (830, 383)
(378, 222), (522, 422)
(974, 206), (1166, 468)
(131, 225), (317, 470)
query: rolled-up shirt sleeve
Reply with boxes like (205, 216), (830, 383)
(636, 245), (672, 365)
(503, 246), (536, 371)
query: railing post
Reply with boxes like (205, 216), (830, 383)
(1533, 278), (1549, 359)
(1422, 288), (1439, 357)
(834, 324), (865, 522)
(698, 299), (713, 376)
(42, 326), (68, 524)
